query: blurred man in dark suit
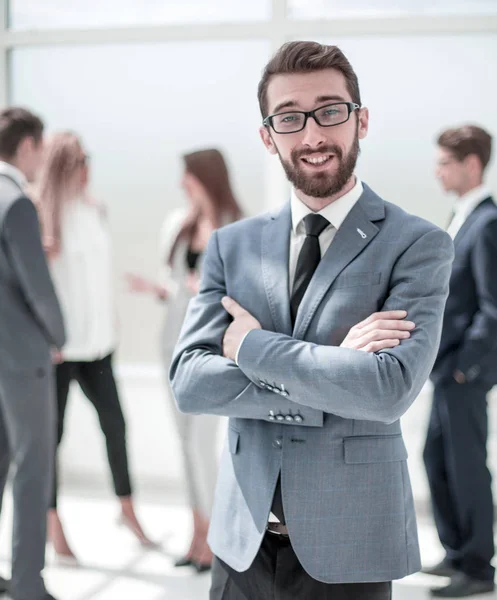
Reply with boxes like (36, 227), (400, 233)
(424, 125), (496, 598)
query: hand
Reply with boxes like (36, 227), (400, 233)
(51, 349), (63, 364)
(453, 369), (466, 384)
(125, 273), (168, 299)
(185, 271), (200, 295)
(340, 310), (415, 353)
(221, 297), (262, 361)
(125, 273), (154, 293)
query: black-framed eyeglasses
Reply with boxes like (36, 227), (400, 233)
(263, 102), (360, 134)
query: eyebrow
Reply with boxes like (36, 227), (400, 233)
(271, 94), (348, 115)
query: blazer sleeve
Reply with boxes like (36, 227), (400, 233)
(4, 196), (66, 349)
(454, 217), (497, 381)
(236, 228), (454, 424)
(169, 230), (324, 427)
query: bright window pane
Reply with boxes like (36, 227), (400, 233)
(10, 40), (270, 362)
(289, 0), (497, 19)
(10, 0), (270, 29)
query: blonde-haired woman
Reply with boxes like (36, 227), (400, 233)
(35, 131), (153, 562)
(127, 149), (242, 571)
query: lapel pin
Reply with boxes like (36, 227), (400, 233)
(357, 228), (367, 239)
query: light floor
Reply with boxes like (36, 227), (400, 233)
(0, 489), (495, 600)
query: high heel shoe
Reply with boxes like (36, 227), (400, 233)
(193, 561), (212, 574)
(174, 556), (194, 568)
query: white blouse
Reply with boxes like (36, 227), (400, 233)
(49, 198), (117, 362)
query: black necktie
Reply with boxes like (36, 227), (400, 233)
(290, 214), (330, 325)
(270, 214), (330, 525)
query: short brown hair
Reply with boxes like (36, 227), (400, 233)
(437, 125), (492, 171)
(0, 107), (44, 159)
(257, 41), (361, 119)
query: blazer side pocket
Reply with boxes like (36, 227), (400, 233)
(343, 434), (407, 464)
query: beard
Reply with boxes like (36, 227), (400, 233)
(278, 132), (360, 199)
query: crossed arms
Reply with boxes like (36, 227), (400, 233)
(170, 227), (454, 425)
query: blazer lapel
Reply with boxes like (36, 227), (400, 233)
(293, 184), (385, 340)
(261, 202), (293, 336)
(453, 197), (493, 248)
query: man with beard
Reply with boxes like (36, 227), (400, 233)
(170, 41), (454, 599)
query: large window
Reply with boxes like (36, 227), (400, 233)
(9, 0), (271, 30)
(289, 0), (497, 19)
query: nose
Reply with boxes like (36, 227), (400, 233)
(300, 115), (328, 148)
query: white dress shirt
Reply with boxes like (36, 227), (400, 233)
(289, 178), (364, 291)
(446, 185), (493, 240)
(235, 177), (363, 364)
(0, 161), (27, 190)
(49, 198), (117, 362)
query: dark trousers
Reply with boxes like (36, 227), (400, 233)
(51, 353), (132, 508)
(423, 378), (495, 581)
(210, 533), (392, 600)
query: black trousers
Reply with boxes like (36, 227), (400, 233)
(210, 533), (392, 600)
(51, 353), (132, 508)
(423, 378), (495, 581)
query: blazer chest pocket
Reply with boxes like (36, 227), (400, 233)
(333, 272), (381, 289)
(343, 434), (407, 464)
(228, 428), (240, 454)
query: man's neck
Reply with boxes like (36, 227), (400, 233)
(456, 180), (484, 199)
(294, 175), (356, 212)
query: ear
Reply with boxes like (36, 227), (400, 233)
(259, 125), (278, 156)
(16, 135), (35, 157)
(465, 153), (483, 175)
(357, 107), (369, 140)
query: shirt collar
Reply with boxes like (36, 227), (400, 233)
(0, 161), (27, 190)
(291, 177), (363, 234)
(453, 184), (492, 219)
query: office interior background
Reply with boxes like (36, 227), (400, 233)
(1, 1), (497, 598)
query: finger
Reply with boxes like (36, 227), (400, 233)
(222, 296), (247, 318)
(362, 339), (400, 353)
(361, 320), (415, 334)
(360, 329), (411, 343)
(355, 310), (408, 329)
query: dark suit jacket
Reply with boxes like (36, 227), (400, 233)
(432, 196), (497, 385)
(0, 173), (65, 375)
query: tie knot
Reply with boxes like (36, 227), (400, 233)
(303, 214), (330, 238)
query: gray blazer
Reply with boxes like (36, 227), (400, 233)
(170, 184), (454, 583)
(0, 175), (65, 375)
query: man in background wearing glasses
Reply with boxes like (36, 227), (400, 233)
(171, 41), (454, 599)
(423, 125), (496, 598)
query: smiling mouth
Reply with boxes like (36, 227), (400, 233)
(301, 154), (334, 166)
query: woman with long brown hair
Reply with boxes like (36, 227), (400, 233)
(35, 131), (153, 563)
(127, 149), (242, 572)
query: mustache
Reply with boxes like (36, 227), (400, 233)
(292, 145), (343, 161)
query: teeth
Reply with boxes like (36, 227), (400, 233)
(303, 155), (330, 165)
